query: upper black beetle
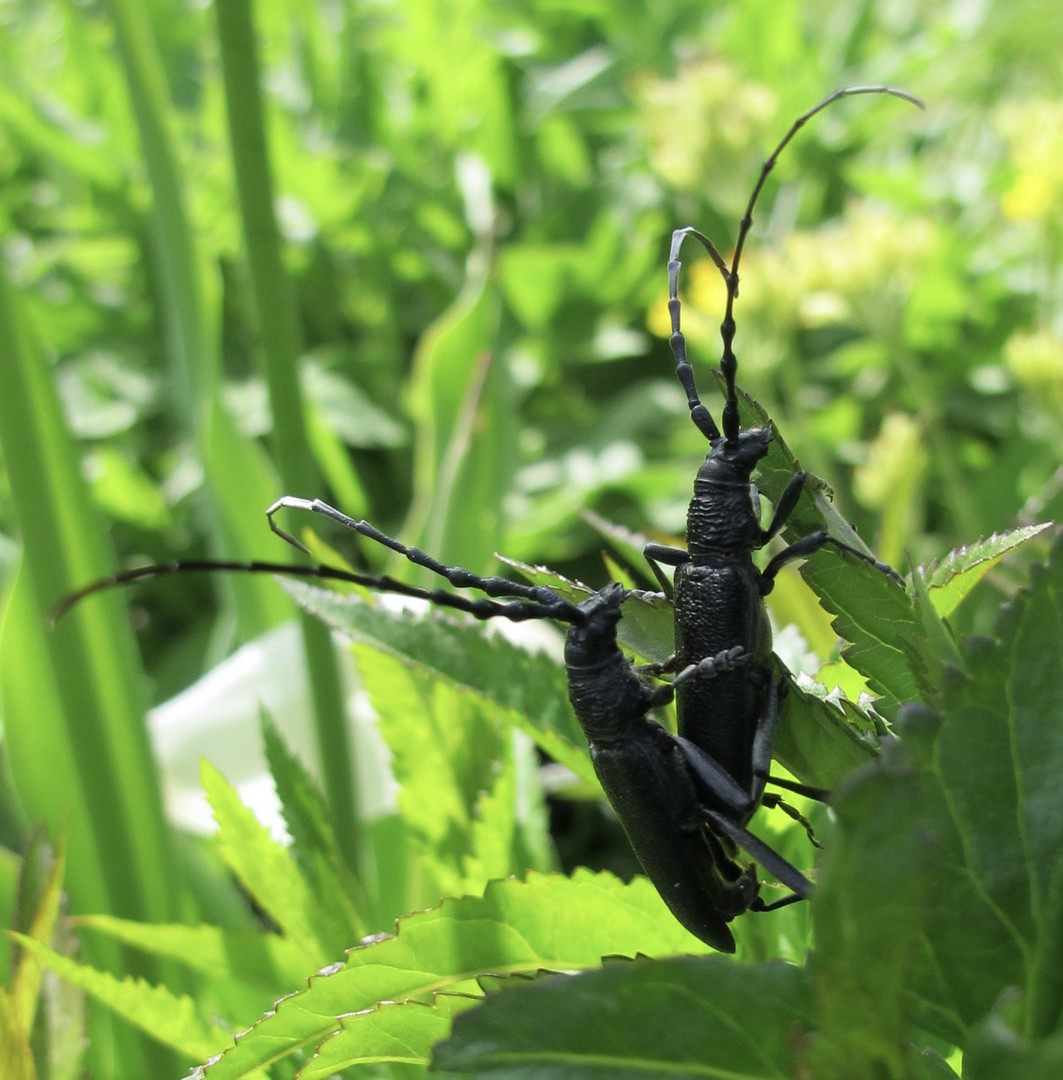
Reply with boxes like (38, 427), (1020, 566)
(644, 85), (920, 860)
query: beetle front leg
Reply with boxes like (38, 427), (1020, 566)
(759, 525), (906, 592)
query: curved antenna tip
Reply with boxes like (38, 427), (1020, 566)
(834, 84), (926, 111)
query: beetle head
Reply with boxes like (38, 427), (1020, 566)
(563, 582), (625, 668)
(694, 426), (773, 492)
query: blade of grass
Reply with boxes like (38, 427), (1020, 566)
(103, 0), (289, 639)
(214, 0), (358, 866)
(0, 256), (178, 1077)
(0, 262), (177, 925)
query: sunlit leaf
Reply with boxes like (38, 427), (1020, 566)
(922, 523), (1054, 618)
(185, 871), (711, 1078)
(9, 936), (225, 1062)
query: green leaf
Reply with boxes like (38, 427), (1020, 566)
(922, 536), (1063, 1029)
(0, 988), (39, 1080)
(11, 831), (68, 1037)
(772, 673), (878, 790)
(806, 554), (922, 715)
(813, 534), (1063, 1070)
(735, 390), (922, 711)
(75, 915), (311, 993)
(500, 244), (580, 329)
(8, 935), (226, 1063)
(202, 761), (333, 966)
(922, 523), (1054, 618)
(357, 641), (513, 898)
(463, 740), (555, 886)
(434, 956), (814, 1079)
(300, 993), (477, 1078)
(187, 871), (711, 1078)
(0, 257), (179, 941)
(358, 636), (556, 898)
(810, 755), (946, 1077)
(284, 585), (595, 785)
(303, 359), (408, 450)
(498, 553), (675, 663)
(906, 556), (965, 691)
(405, 269), (513, 578)
(965, 994), (1063, 1079)
(260, 715), (369, 947)
(3, 830), (84, 1080)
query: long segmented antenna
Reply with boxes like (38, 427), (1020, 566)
(668, 85), (925, 447)
(52, 555), (586, 627)
(266, 495), (580, 609)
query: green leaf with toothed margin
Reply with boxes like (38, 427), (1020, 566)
(921, 523), (1054, 618)
(735, 388), (924, 718)
(497, 555), (675, 664)
(772, 669), (879, 790)
(178, 871), (711, 1079)
(8, 935), (226, 1063)
(280, 581), (593, 784)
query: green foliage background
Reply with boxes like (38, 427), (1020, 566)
(0, 0), (1062, 1077)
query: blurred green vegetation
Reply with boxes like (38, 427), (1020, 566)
(1, 0), (1062, 1075)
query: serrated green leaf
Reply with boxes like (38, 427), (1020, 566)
(9, 935), (226, 1062)
(463, 740), (556, 887)
(191, 871), (710, 1078)
(907, 557), (964, 686)
(283, 586), (594, 784)
(613, 591), (676, 666)
(741, 390), (925, 716)
(922, 523), (1054, 618)
(301, 993), (476, 1078)
(434, 955), (814, 1079)
(462, 749), (521, 886)
(357, 641), (513, 897)
(498, 554), (674, 662)
(801, 554), (921, 717)
(260, 715), (369, 947)
(360, 639), (554, 896)
(202, 761), (333, 966)
(75, 915), (311, 992)
(771, 673), (878, 790)
(494, 555), (597, 603)
(812, 535), (1063, 1071)
(928, 534), (1063, 1025)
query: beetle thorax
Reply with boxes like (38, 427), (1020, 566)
(684, 428), (771, 557)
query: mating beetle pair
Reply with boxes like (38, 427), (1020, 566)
(58, 85), (919, 951)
